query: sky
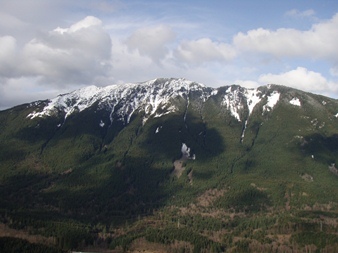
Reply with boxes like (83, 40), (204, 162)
(1, 0), (338, 110)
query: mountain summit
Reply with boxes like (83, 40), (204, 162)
(1, 78), (338, 252)
(25, 78), (317, 128)
(23, 77), (338, 144)
(27, 78), (209, 124)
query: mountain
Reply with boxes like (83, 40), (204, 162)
(1, 78), (338, 252)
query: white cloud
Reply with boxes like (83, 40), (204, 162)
(54, 16), (102, 34)
(233, 67), (338, 98)
(234, 14), (338, 61)
(0, 16), (115, 109)
(285, 9), (316, 18)
(175, 38), (236, 65)
(110, 38), (155, 82)
(258, 67), (337, 93)
(126, 25), (175, 63)
(1, 6), (338, 110)
(20, 16), (112, 86)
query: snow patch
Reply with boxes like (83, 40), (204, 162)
(289, 97), (301, 106)
(240, 120), (248, 142)
(155, 126), (162, 133)
(153, 111), (171, 118)
(27, 111), (38, 119)
(183, 97), (190, 122)
(222, 87), (243, 122)
(240, 89), (262, 142)
(246, 88), (262, 116)
(181, 143), (196, 160)
(211, 90), (218, 96)
(263, 91), (280, 112)
(181, 143), (190, 157)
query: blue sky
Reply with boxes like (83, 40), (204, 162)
(1, 0), (338, 109)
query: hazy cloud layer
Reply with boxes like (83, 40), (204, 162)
(0, 36), (17, 77)
(285, 9), (316, 18)
(175, 38), (236, 65)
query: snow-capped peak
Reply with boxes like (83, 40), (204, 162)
(26, 78), (285, 125)
(27, 78), (208, 124)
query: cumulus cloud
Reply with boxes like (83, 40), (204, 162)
(234, 14), (338, 61)
(0, 16), (112, 86)
(258, 67), (336, 93)
(17, 16), (113, 86)
(126, 25), (175, 63)
(54, 16), (102, 33)
(233, 67), (338, 98)
(2, 8), (338, 110)
(0, 16), (115, 109)
(175, 38), (236, 65)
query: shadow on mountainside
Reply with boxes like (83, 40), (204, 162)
(3, 108), (226, 226)
(141, 113), (226, 161)
(301, 133), (338, 164)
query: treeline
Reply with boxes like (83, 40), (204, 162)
(145, 227), (223, 253)
(3, 214), (94, 250)
(110, 227), (223, 253)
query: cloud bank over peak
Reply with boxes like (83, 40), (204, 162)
(259, 67), (335, 93)
(1, 4), (338, 110)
